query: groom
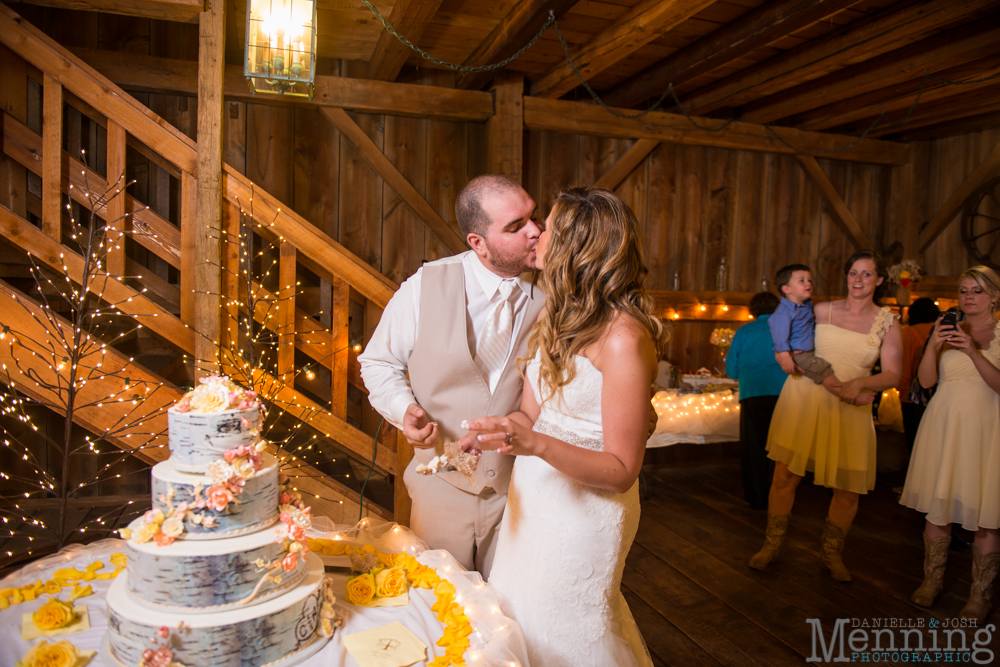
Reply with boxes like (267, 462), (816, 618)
(359, 174), (544, 579)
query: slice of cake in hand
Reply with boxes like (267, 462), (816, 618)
(415, 441), (482, 485)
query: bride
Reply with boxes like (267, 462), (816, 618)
(461, 187), (664, 667)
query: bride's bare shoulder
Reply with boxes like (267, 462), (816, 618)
(588, 313), (656, 370)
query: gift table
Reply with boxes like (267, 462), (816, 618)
(0, 519), (529, 667)
(647, 389), (741, 447)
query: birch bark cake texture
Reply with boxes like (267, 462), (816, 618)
(105, 375), (338, 666)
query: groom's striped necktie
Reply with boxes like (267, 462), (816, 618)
(475, 279), (517, 392)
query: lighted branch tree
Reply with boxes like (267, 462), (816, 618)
(0, 165), (175, 565)
(199, 196), (389, 516)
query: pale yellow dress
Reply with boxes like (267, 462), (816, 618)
(766, 306), (894, 494)
(900, 321), (1000, 530)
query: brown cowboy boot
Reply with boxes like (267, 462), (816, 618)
(912, 533), (951, 607)
(960, 545), (1000, 623)
(820, 518), (853, 582)
(749, 514), (790, 570)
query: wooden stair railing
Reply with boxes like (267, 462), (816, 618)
(0, 3), (407, 523)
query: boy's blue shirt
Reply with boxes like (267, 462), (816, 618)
(768, 296), (815, 353)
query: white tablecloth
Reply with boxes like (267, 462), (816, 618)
(646, 389), (741, 447)
(0, 519), (529, 667)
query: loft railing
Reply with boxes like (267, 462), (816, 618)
(0, 3), (409, 526)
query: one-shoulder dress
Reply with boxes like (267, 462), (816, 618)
(766, 306), (894, 493)
(900, 322), (1000, 530)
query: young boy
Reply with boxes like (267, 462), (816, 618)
(768, 264), (873, 405)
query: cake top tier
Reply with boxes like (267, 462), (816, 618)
(173, 374), (259, 414)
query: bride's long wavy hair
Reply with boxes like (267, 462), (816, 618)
(526, 187), (666, 404)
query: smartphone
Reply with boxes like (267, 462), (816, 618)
(940, 308), (963, 331)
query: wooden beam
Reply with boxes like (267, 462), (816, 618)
(595, 139), (659, 190)
(14, 0), (204, 23)
(367, 0), (443, 82)
(681, 0), (999, 117)
(892, 110), (1000, 142)
(486, 73), (524, 184)
(604, 0), (861, 109)
(862, 81), (1000, 138)
(278, 241), (296, 385)
(796, 155), (873, 250)
(918, 139), (1000, 252)
(70, 48), (493, 123)
(0, 4), (197, 175)
(531, 0), (713, 100)
(793, 53), (1000, 132)
(41, 73), (61, 241)
(195, 0), (226, 378)
(741, 18), (1000, 124)
(105, 120), (126, 278)
(320, 107), (467, 254)
(456, 0), (578, 91)
(523, 97), (909, 166)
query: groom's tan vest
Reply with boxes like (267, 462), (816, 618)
(408, 260), (544, 495)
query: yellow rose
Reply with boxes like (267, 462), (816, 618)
(20, 640), (79, 667)
(32, 599), (75, 631)
(375, 567), (408, 598)
(189, 383), (231, 413)
(376, 552), (395, 568)
(345, 573), (376, 606)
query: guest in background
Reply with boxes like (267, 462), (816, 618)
(726, 292), (787, 510)
(900, 266), (1000, 623)
(897, 298), (939, 451)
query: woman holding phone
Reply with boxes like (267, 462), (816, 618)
(901, 266), (1000, 622)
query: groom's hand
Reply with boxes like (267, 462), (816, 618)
(403, 403), (439, 448)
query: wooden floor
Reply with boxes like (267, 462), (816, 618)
(628, 459), (1000, 667)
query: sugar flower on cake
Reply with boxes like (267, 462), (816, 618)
(172, 375), (259, 414)
(139, 626), (189, 667)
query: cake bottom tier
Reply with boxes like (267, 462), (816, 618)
(106, 552), (326, 667)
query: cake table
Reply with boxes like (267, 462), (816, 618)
(0, 519), (529, 667)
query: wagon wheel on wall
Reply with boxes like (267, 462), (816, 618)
(962, 176), (1000, 271)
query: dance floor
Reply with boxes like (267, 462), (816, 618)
(630, 459), (1000, 667)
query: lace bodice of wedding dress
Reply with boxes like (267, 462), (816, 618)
(487, 354), (652, 667)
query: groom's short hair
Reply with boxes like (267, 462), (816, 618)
(456, 174), (522, 238)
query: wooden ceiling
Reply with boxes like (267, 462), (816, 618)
(14, 0), (1000, 141)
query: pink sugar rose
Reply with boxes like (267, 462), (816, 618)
(229, 391), (242, 406)
(194, 497), (206, 509)
(157, 626), (170, 639)
(238, 400), (252, 411)
(143, 510), (156, 524)
(151, 646), (174, 667)
(229, 477), (246, 494)
(201, 515), (218, 528)
(246, 391), (257, 399)
(153, 531), (174, 547)
(279, 492), (292, 505)
(142, 649), (154, 661)
(274, 523), (290, 541)
(290, 524), (306, 542)
(282, 552), (299, 572)
(279, 511), (291, 524)
(224, 449), (237, 463)
(206, 484), (235, 511)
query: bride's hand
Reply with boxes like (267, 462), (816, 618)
(460, 416), (535, 456)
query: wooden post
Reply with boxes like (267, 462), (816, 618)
(330, 276), (349, 421)
(278, 241), (297, 385)
(486, 73), (524, 183)
(595, 138), (659, 190)
(195, 0), (226, 377)
(42, 73), (62, 241)
(105, 120), (127, 278)
(0, 44), (28, 219)
(796, 155), (874, 250)
(394, 428), (413, 527)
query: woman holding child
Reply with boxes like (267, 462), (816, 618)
(900, 266), (1000, 623)
(749, 250), (903, 581)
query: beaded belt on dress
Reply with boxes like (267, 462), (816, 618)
(532, 418), (603, 452)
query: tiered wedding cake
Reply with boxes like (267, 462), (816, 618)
(104, 376), (335, 667)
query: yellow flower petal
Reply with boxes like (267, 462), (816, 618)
(85, 561), (103, 572)
(109, 553), (127, 568)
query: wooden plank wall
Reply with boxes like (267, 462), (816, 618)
(1, 4), (995, 378)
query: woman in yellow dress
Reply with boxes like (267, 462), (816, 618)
(748, 250), (903, 581)
(900, 266), (1000, 623)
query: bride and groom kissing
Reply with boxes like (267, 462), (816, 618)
(359, 174), (663, 666)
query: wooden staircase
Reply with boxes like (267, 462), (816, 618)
(0, 3), (409, 532)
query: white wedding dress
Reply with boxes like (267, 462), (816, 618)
(488, 354), (653, 667)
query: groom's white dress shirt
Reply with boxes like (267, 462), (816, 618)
(359, 251), (533, 424)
